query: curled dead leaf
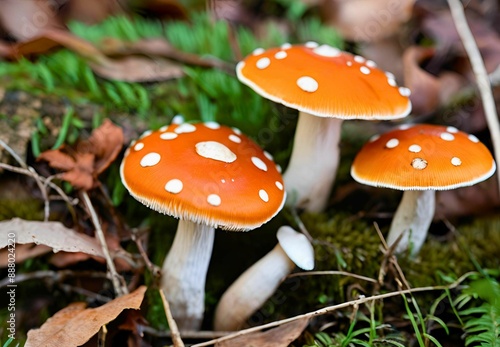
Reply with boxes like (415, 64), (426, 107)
(0, 243), (52, 267)
(25, 286), (147, 347)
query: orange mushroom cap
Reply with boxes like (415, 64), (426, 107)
(120, 122), (286, 230)
(237, 42), (412, 120)
(351, 124), (496, 190)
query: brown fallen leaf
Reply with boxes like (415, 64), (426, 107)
(0, 218), (105, 264)
(62, 0), (125, 25)
(324, 0), (416, 42)
(25, 285), (147, 347)
(0, 243), (51, 267)
(216, 317), (309, 347)
(90, 55), (184, 82)
(38, 119), (124, 190)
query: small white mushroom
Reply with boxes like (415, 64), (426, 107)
(214, 226), (314, 331)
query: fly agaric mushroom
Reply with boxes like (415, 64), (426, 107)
(351, 124), (496, 255)
(237, 42), (412, 212)
(120, 122), (286, 330)
(214, 225), (314, 331)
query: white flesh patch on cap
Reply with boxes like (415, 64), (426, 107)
(408, 144), (421, 153)
(360, 66), (371, 75)
(468, 134), (479, 143)
(204, 121), (220, 129)
(305, 41), (319, 48)
(411, 158), (428, 170)
(399, 87), (411, 97)
(263, 151), (273, 160)
(385, 72), (396, 80)
(281, 43), (292, 49)
(440, 132), (455, 141)
(159, 125), (169, 132)
(276, 164), (282, 173)
(275, 51), (287, 59)
(165, 179), (183, 194)
(256, 57), (271, 69)
(399, 124), (412, 130)
(313, 45), (341, 57)
(207, 194), (221, 206)
(446, 126), (458, 133)
(259, 189), (269, 202)
(140, 152), (161, 167)
(232, 127), (242, 135)
(366, 60), (377, 68)
(354, 55), (365, 63)
(385, 138), (399, 148)
(160, 132), (178, 140)
(346, 61), (353, 66)
(251, 156), (268, 171)
(140, 130), (152, 139)
(297, 76), (318, 92)
(275, 181), (283, 190)
(228, 134), (241, 143)
(175, 123), (196, 134)
(196, 141), (237, 163)
(451, 157), (462, 166)
(369, 134), (380, 142)
(171, 115), (184, 124)
(252, 48), (264, 55)
(134, 142), (144, 151)
(388, 78), (397, 87)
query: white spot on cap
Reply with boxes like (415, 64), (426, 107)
(446, 126), (458, 133)
(369, 134), (380, 142)
(275, 181), (283, 190)
(259, 189), (269, 202)
(305, 41), (319, 48)
(313, 45), (341, 57)
(281, 43), (292, 49)
(451, 157), (462, 166)
(386, 138), (399, 148)
(207, 194), (221, 206)
(160, 125), (169, 132)
(252, 48), (265, 55)
(221, 179), (226, 183)
(468, 134), (479, 143)
(134, 142), (144, 151)
(366, 60), (377, 68)
(140, 130), (152, 139)
(412, 158), (428, 170)
(196, 141), (237, 163)
(409, 144), (421, 153)
(140, 153), (161, 167)
(160, 132), (178, 140)
(440, 132), (455, 141)
(263, 151), (273, 160)
(172, 115), (184, 124)
(346, 61), (353, 66)
(360, 66), (371, 75)
(297, 76), (318, 92)
(204, 121), (220, 129)
(175, 123), (196, 134)
(165, 179), (183, 194)
(256, 57), (271, 69)
(385, 72), (396, 80)
(232, 127), (242, 135)
(354, 55), (365, 63)
(399, 87), (411, 97)
(276, 164), (282, 173)
(252, 157), (268, 171)
(275, 51), (287, 59)
(399, 124), (412, 130)
(228, 134), (241, 143)
(388, 78), (397, 87)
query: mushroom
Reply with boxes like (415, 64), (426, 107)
(351, 124), (496, 255)
(120, 122), (286, 330)
(214, 226), (314, 331)
(236, 42), (412, 212)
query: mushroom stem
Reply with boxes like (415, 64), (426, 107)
(161, 220), (215, 331)
(387, 190), (435, 256)
(214, 243), (295, 331)
(283, 112), (343, 212)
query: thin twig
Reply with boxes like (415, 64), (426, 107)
(0, 138), (28, 169)
(290, 208), (314, 242)
(159, 289), (185, 347)
(81, 191), (127, 296)
(131, 229), (161, 278)
(140, 326), (231, 339)
(288, 271), (377, 283)
(190, 272), (474, 347)
(447, 0), (500, 195)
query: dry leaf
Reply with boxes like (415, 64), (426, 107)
(0, 218), (105, 265)
(25, 286), (147, 347)
(325, 0), (415, 42)
(38, 119), (123, 190)
(216, 318), (309, 347)
(62, 0), (125, 24)
(90, 55), (184, 82)
(0, 244), (51, 267)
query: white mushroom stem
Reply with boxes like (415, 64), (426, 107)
(213, 243), (295, 331)
(386, 190), (435, 256)
(161, 220), (215, 331)
(283, 112), (343, 212)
